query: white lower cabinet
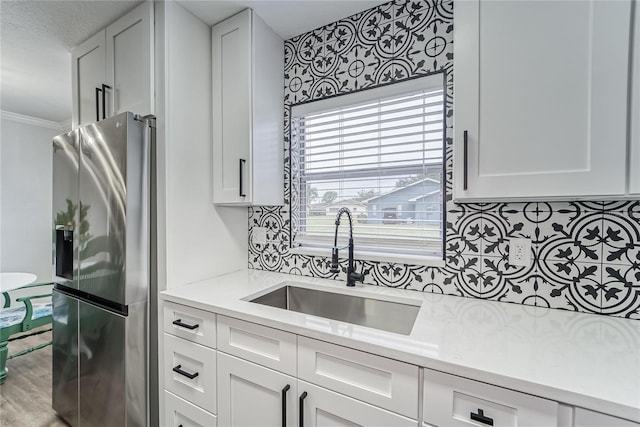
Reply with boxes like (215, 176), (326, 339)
(164, 333), (217, 415)
(423, 369), (559, 427)
(217, 352), (297, 427)
(298, 380), (417, 427)
(164, 301), (217, 348)
(164, 390), (217, 427)
(160, 307), (634, 427)
(298, 336), (419, 419)
(217, 315), (296, 376)
(214, 317), (420, 427)
(216, 349), (418, 427)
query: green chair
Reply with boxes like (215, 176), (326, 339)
(0, 282), (53, 385)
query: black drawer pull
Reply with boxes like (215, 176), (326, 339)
(101, 84), (111, 119)
(172, 319), (199, 330)
(282, 384), (291, 427)
(173, 364), (199, 380)
(470, 408), (494, 426)
(96, 87), (102, 122)
(463, 130), (469, 190)
(239, 158), (247, 197)
(299, 391), (308, 427)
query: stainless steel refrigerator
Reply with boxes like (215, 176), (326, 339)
(51, 112), (157, 427)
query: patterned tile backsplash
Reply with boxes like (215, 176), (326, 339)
(248, 0), (640, 319)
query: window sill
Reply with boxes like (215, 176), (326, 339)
(289, 246), (446, 267)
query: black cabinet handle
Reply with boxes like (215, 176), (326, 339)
(172, 319), (199, 330)
(101, 84), (111, 120)
(239, 158), (246, 197)
(299, 391), (308, 427)
(463, 130), (469, 190)
(96, 87), (102, 122)
(281, 384), (290, 427)
(470, 408), (494, 426)
(172, 364), (199, 380)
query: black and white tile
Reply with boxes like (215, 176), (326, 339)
(248, 0), (640, 319)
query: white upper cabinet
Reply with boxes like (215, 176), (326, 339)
(105, 1), (154, 119)
(630, 1), (640, 195)
(212, 9), (284, 206)
(454, 0), (633, 201)
(71, 2), (154, 128)
(72, 32), (106, 127)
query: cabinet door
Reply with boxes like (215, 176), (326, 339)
(298, 381), (416, 427)
(630, 1), (640, 195)
(212, 9), (252, 204)
(454, 0), (631, 200)
(106, 1), (154, 118)
(217, 352), (297, 427)
(72, 31), (106, 128)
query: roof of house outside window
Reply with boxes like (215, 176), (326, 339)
(363, 178), (440, 203)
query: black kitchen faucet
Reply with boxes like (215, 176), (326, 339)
(329, 207), (365, 286)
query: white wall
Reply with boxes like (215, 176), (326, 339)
(0, 115), (63, 283)
(154, 3), (249, 424)
(157, 1), (248, 293)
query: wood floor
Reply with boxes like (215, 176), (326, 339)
(0, 326), (67, 427)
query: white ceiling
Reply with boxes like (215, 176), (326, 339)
(0, 1), (141, 123)
(177, 1), (388, 39)
(0, 0), (387, 124)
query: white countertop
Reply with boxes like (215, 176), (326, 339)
(161, 269), (640, 423)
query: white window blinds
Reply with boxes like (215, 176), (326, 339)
(292, 75), (445, 256)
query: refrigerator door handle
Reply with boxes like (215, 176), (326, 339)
(172, 364), (199, 380)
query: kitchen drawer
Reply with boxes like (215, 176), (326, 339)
(297, 336), (419, 419)
(298, 380), (417, 427)
(164, 301), (216, 348)
(164, 390), (217, 427)
(217, 315), (297, 376)
(423, 369), (559, 427)
(164, 334), (217, 414)
(574, 408), (639, 427)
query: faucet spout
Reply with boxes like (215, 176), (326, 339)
(330, 207), (365, 286)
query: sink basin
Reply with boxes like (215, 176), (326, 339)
(248, 284), (421, 335)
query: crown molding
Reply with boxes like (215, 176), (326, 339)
(0, 110), (70, 131)
(57, 118), (73, 132)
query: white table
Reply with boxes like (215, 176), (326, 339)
(0, 272), (37, 293)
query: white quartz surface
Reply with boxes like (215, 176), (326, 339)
(161, 269), (640, 422)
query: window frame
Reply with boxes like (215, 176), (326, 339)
(289, 72), (448, 260)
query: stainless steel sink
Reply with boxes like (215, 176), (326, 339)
(248, 284), (421, 335)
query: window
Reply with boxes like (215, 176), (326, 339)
(291, 74), (445, 257)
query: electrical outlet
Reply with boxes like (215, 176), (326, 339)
(252, 227), (267, 245)
(509, 238), (532, 266)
